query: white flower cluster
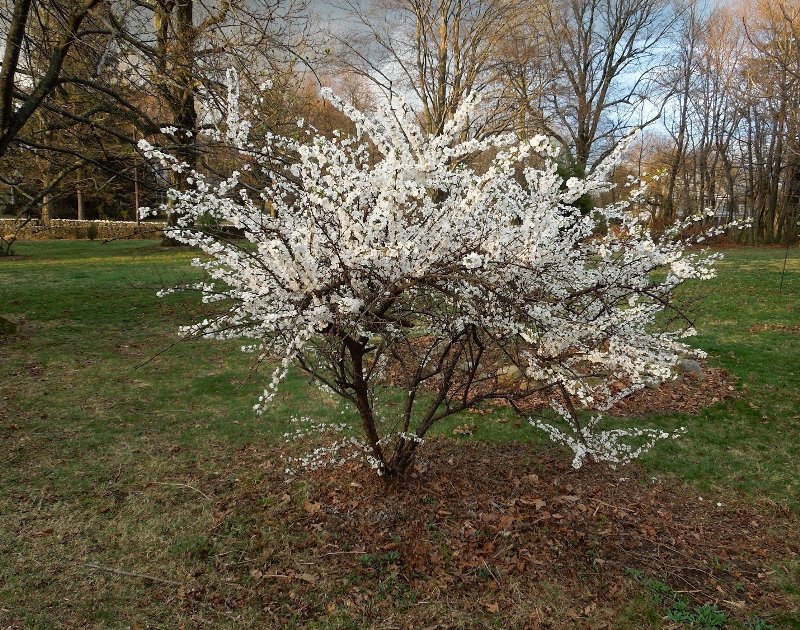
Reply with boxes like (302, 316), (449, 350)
(281, 416), (426, 475)
(532, 403), (686, 469)
(284, 435), (384, 475)
(140, 71), (724, 471)
(282, 415), (350, 441)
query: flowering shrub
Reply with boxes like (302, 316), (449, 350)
(140, 76), (728, 478)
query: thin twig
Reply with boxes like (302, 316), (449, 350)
(83, 562), (181, 585)
(134, 339), (182, 369)
(483, 560), (501, 585)
(591, 498), (637, 514)
(152, 482), (212, 501)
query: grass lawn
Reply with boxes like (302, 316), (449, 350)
(1, 240), (798, 628)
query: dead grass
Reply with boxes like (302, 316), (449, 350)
(3, 437), (797, 628)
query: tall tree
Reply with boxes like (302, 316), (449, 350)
(332, 0), (521, 138)
(0, 0), (102, 157)
(539, 0), (679, 174)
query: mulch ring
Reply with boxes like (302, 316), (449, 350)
(197, 440), (799, 627)
(383, 338), (738, 419)
(606, 366), (736, 417)
(469, 364), (737, 418)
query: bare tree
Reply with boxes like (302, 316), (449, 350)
(661, 0), (703, 221)
(743, 0), (800, 243)
(637, 0), (799, 244)
(0, 0), (103, 157)
(0, 0), (314, 233)
(538, 0), (679, 174)
(331, 0), (522, 137)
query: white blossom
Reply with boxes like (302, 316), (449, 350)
(141, 72), (726, 474)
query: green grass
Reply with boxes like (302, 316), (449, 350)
(636, 247), (800, 510)
(0, 241), (348, 627)
(1, 240), (799, 627)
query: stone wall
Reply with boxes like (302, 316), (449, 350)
(0, 219), (166, 241)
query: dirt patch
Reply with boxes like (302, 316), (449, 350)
(172, 441), (798, 627)
(0, 315), (16, 337)
(748, 323), (800, 334)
